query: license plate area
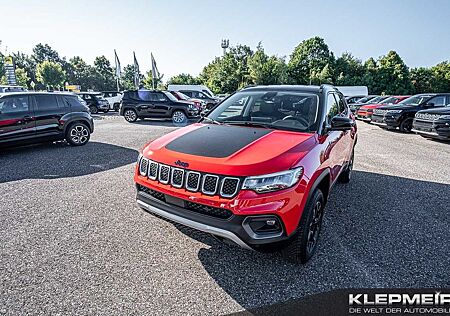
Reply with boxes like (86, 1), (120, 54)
(165, 195), (186, 208)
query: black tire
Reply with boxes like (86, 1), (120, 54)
(172, 110), (187, 124)
(113, 103), (120, 111)
(281, 189), (325, 264)
(89, 105), (98, 114)
(339, 149), (354, 183)
(399, 118), (413, 133)
(123, 109), (138, 122)
(66, 122), (91, 146)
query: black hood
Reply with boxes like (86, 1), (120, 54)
(378, 104), (419, 110)
(417, 106), (450, 115)
(165, 125), (271, 158)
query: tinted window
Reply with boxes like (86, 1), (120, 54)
(154, 92), (167, 102)
(0, 96), (30, 114)
(34, 95), (59, 111)
(428, 96), (446, 107)
(334, 93), (347, 114)
(64, 96), (82, 107)
(180, 91), (193, 97)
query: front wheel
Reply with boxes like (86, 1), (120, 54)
(89, 105), (98, 114)
(66, 122), (91, 146)
(339, 149), (354, 183)
(281, 189), (325, 264)
(172, 110), (187, 124)
(399, 118), (413, 133)
(124, 109), (138, 122)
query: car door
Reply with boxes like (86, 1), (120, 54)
(32, 94), (67, 136)
(0, 95), (35, 143)
(322, 93), (348, 182)
(150, 92), (172, 117)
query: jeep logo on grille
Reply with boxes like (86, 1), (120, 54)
(175, 160), (189, 168)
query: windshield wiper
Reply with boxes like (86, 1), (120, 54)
(222, 121), (273, 129)
(201, 116), (222, 125)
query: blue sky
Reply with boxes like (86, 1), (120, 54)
(1, 0), (449, 79)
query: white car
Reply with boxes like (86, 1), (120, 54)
(102, 91), (123, 111)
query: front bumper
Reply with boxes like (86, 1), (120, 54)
(356, 112), (372, 121)
(371, 113), (401, 128)
(136, 185), (290, 249)
(413, 119), (450, 139)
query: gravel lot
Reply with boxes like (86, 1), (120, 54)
(1, 114), (449, 315)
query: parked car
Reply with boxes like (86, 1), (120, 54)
(0, 92), (94, 148)
(134, 84), (357, 263)
(348, 95), (380, 113)
(102, 91), (123, 111)
(336, 86), (368, 98)
(371, 94), (450, 132)
(356, 95), (410, 121)
(412, 106), (450, 140)
(167, 84), (216, 99)
(77, 92), (110, 114)
(119, 90), (200, 123)
(0, 85), (28, 93)
(169, 91), (205, 111)
(168, 84), (220, 110)
(346, 95), (365, 104)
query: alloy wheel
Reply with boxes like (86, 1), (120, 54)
(306, 200), (323, 254)
(124, 110), (137, 122)
(172, 111), (187, 124)
(70, 125), (89, 144)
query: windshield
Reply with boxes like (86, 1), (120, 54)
(380, 97), (397, 104)
(206, 90), (320, 132)
(398, 95), (433, 106)
(367, 96), (388, 104)
(164, 91), (178, 102)
(357, 96), (376, 103)
(174, 92), (190, 100)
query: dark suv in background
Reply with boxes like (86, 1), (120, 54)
(177, 90), (219, 110)
(0, 92), (94, 148)
(119, 90), (200, 124)
(371, 94), (450, 132)
(77, 92), (110, 114)
(413, 105), (450, 140)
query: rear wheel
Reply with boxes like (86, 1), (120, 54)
(124, 109), (138, 122)
(172, 110), (187, 124)
(281, 189), (325, 264)
(89, 105), (98, 114)
(66, 122), (90, 146)
(399, 118), (413, 133)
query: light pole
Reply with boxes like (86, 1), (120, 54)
(221, 39), (229, 56)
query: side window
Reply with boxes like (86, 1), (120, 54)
(64, 96), (81, 107)
(34, 95), (59, 111)
(326, 93), (339, 122)
(0, 96), (30, 114)
(334, 93), (347, 115)
(428, 96), (446, 107)
(181, 91), (192, 97)
(154, 92), (167, 102)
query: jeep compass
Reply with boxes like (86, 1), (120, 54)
(134, 85), (357, 263)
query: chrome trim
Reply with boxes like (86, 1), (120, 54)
(148, 161), (159, 180)
(412, 129), (438, 136)
(159, 164), (171, 184)
(371, 121), (387, 127)
(171, 167), (185, 188)
(202, 174), (219, 195)
(139, 158), (148, 176)
(137, 198), (252, 250)
(219, 177), (240, 198)
(185, 171), (201, 192)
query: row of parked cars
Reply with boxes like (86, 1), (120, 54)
(347, 94), (450, 141)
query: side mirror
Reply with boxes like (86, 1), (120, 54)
(329, 116), (355, 131)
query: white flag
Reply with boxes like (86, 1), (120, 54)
(133, 51), (140, 88)
(151, 53), (160, 82)
(114, 50), (121, 78)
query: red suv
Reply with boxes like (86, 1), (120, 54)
(135, 85), (357, 263)
(356, 95), (410, 121)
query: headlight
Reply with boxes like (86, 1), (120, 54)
(387, 110), (403, 114)
(242, 167), (303, 193)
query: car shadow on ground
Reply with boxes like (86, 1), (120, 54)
(174, 170), (450, 311)
(0, 141), (138, 183)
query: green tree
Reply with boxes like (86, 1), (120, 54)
(12, 52), (36, 86)
(167, 73), (200, 85)
(142, 70), (164, 90)
(288, 37), (335, 84)
(36, 60), (65, 89)
(376, 51), (413, 94)
(430, 61), (450, 93)
(15, 68), (30, 88)
(248, 43), (288, 85)
(93, 55), (116, 90)
(335, 52), (365, 85)
(410, 67), (434, 93)
(362, 57), (381, 94)
(32, 43), (62, 64)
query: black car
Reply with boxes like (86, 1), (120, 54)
(77, 92), (110, 114)
(177, 90), (219, 110)
(348, 95), (380, 113)
(371, 94), (450, 132)
(413, 106), (450, 140)
(119, 90), (200, 123)
(0, 92), (94, 148)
